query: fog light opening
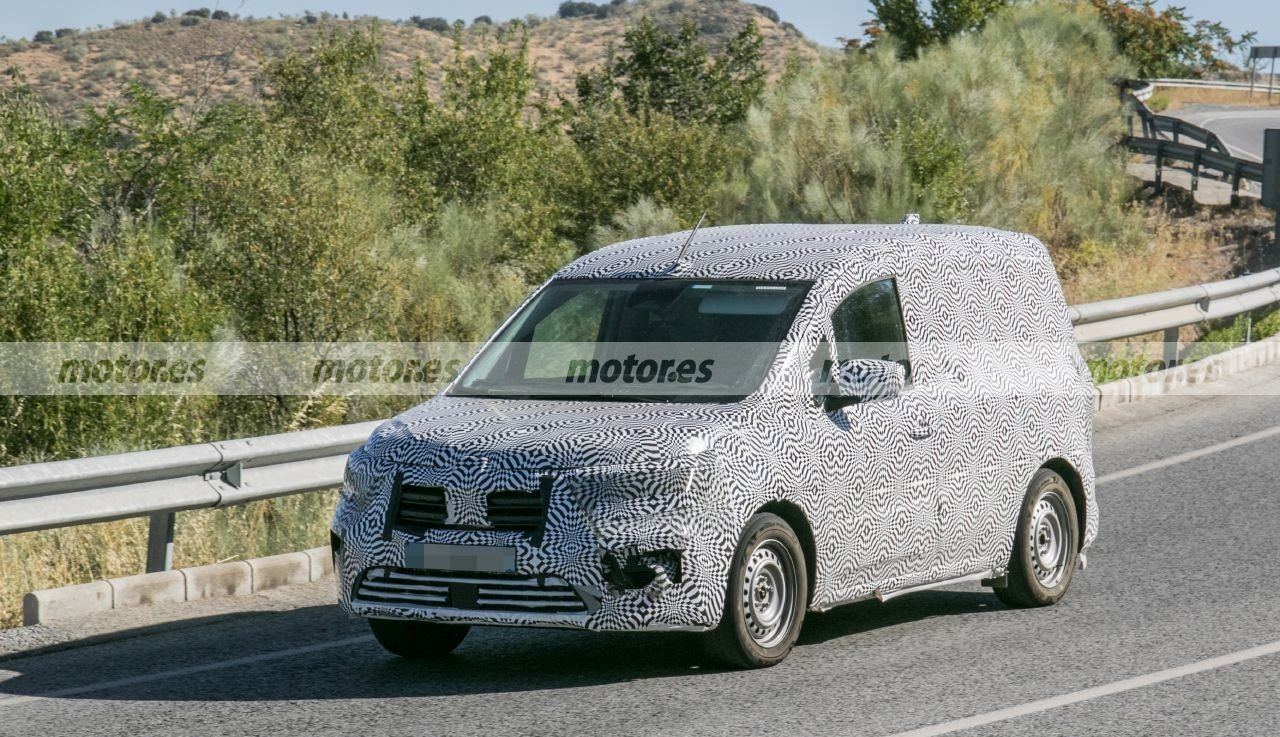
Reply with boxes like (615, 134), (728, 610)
(604, 549), (683, 592)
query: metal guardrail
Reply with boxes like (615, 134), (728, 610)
(1121, 135), (1263, 202)
(1147, 78), (1257, 91)
(1118, 81), (1277, 206)
(1123, 89), (1231, 156)
(1070, 267), (1280, 342)
(0, 421), (381, 571)
(5, 264), (1280, 574)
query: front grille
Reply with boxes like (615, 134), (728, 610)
(394, 484), (448, 528)
(389, 479), (547, 537)
(485, 490), (544, 532)
(355, 568), (587, 614)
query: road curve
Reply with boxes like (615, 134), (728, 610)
(4, 365), (1280, 736)
(1171, 104), (1280, 161)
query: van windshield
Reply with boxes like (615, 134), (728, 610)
(452, 279), (811, 402)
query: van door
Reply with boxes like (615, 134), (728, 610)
(815, 278), (945, 596)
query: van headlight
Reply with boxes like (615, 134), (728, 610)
(569, 457), (706, 521)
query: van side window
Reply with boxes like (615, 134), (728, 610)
(831, 279), (911, 381)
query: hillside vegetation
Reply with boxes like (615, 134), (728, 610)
(0, 0), (814, 116)
(0, 0), (1262, 626)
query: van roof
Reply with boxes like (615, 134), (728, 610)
(555, 223), (1047, 283)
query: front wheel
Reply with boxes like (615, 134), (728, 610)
(993, 468), (1079, 608)
(705, 513), (808, 669)
(368, 618), (470, 658)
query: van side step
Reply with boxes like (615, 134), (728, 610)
(875, 570), (993, 602)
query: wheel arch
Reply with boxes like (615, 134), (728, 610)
(1041, 457), (1086, 548)
(754, 500), (817, 608)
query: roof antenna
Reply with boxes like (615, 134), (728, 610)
(666, 213), (706, 274)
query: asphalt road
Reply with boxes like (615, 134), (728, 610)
(4, 364), (1280, 736)
(1172, 104), (1280, 161)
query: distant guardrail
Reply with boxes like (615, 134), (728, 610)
(1118, 81), (1277, 205)
(5, 264), (1280, 573)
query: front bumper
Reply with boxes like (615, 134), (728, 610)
(332, 452), (728, 632)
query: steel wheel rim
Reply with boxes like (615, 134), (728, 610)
(1030, 491), (1071, 588)
(741, 539), (798, 648)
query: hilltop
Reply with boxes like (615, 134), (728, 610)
(0, 0), (817, 115)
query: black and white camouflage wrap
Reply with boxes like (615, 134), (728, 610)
(834, 359), (907, 403)
(332, 224), (1097, 632)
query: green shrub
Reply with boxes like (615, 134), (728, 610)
(733, 1), (1143, 255)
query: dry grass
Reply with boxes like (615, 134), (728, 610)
(1158, 85), (1280, 111)
(1057, 192), (1274, 306)
(0, 491), (337, 628)
(0, 1), (816, 117)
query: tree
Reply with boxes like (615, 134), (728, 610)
(409, 16), (450, 33)
(860, 0), (1009, 57)
(575, 17), (765, 128)
(1089, 0), (1256, 78)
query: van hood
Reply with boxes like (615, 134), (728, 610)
(363, 395), (742, 470)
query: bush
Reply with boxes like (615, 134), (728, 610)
(179, 16), (200, 26)
(54, 28), (77, 38)
(589, 197), (682, 250)
(473, 15), (493, 26)
(409, 16), (451, 33)
(735, 1), (1142, 255)
(151, 12), (167, 23)
(559, 2), (594, 18)
(32, 30), (54, 43)
(183, 7), (211, 18)
(211, 10), (232, 21)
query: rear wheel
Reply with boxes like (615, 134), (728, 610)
(705, 513), (808, 669)
(368, 618), (470, 658)
(993, 468), (1079, 608)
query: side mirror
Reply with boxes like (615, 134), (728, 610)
(828, 358), (905, 408)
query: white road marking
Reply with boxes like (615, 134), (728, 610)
(1, 412), (1278, 715)
(1097, 422), (1280, 484)
(883, 639), (1280, 737)
(0, 635), (374, 708)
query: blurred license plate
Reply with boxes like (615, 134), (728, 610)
(406, 543), (516, 573)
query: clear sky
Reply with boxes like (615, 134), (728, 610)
(1, 1), (1275, 49)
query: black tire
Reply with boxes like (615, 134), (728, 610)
(368, 618), (470, 658)
(705, 513), (808, 669)
(993, 468), (1079, 608)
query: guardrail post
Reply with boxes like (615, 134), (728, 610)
(1154, 142), (1164, 194)
(1163, 327), (1180, 368)
(1265, 130), (1279, 258)
(145, 512), (176, 573)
